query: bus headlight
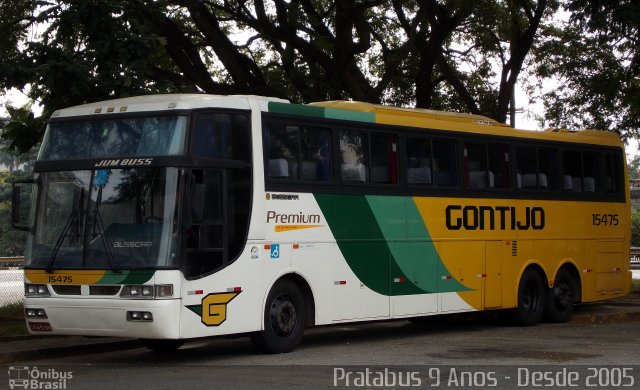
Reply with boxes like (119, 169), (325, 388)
(121, 285), (153, 298)
(25, 284), (50, 297)
(25, 308), (48, 318)
(127, 311), (153, 322)
(120, 284), (174, 299)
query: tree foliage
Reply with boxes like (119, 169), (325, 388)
(1, 0), (639, 153)
(533, 0), (640, 139)
(0, 170), (27, 256)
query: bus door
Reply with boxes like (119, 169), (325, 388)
(331, 242), (390, 321)
(390, 241), (438, 317)
(184, 169), (227, 278)
(484, 241), (503, 309)
(437, 241), (484, 312)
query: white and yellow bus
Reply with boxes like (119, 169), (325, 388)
(12, 94), (631, 353)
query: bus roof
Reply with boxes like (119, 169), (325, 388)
(307, 100), (623, 148)
(51, 94), (622, 148)
(50, 94), (287, 118)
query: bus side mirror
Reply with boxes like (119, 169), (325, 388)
(11, 179), (34, 231)
(191, 183), (205, 224)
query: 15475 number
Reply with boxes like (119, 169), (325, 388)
(48, 275), (73, 283)
(592, 213), (619, 226)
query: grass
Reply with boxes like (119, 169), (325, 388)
(0, 301), (28, 337)
(632, 279), (640, 293)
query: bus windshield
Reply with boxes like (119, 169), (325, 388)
(25, 167), (180, 270)
(39, 116), (187, 160)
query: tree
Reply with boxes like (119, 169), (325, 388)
(629, 155), (640, 181)
(0, 103), (45, 155)
(533, 0), (640, 140)
(0, 171), (27, 257)
(1, 0), (566, 152)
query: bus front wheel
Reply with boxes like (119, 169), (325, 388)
(251, 279), (305, 354)
(513, 268), (546, 326)
(543, 268), (577, 323)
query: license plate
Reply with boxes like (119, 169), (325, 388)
(28, 322), (52, 331)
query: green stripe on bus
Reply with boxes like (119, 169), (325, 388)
(94, 270), (155, 285)
(268, 102), (376, 123)
(268, 102), (325, 118)
(186, 305), (202, 316)
(324, 107), (375, 123)
(315, 193), (470, 296)
(314, 194), (423, 295)
(120, 270), (155, 285)
(365, 196), (469, 293)
(97, 271), (129, 284)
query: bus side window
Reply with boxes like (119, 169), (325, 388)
(406, 137), (433, 185)
(582, 151), (599, 192)
(464, 142), (488, 189)
(192, 114), (231, 158)
(604, 153), (622, 193)
(538, 148), (557, 190)
(370, 134), (398, 184)
(433, 139), (457, 186)
(516, 147), (538, 189)
(192, 113), (251, 161)
(340, 130), (370, 183)
(267, 124), (300, 179)
(563, 151), (583, 192)
(300, 126), (332, 181)
(488, 143), (510, 189)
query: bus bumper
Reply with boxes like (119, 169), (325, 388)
(24, 297), (181, 339)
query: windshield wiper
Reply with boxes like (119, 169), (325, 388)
(91, 184), (121, 273)
(47, 189), (84, 273)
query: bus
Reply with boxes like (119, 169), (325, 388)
(12, 94), (631, 353)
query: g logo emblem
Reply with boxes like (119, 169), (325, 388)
(201, 292), (240, 326)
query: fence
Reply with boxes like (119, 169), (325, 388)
(0, 195), (27, 306)
(0, 202), (26, 257)
(631, 247), (640, 270)
(0, 256), (24, 307)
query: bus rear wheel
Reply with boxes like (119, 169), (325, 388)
(513, 268), (546, 326)
(544, 269), (577, 323)
(140, 339), (185, 352)
(251, 279), (305, 354)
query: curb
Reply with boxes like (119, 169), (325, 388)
(0, 339), (140, 364)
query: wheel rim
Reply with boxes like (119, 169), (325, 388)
(522, 280), (540, 313)
(269, 293), (297, 337)
(553, 280), (573, 310)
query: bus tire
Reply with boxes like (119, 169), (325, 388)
(513, 268), (546, 326)
(140, 339), (184, 352)
(543, 268), (577, 323)
(251, 279), (305, 354)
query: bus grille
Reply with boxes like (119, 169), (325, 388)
(89, 285), (122, 296)
(51, 285), (81, 295)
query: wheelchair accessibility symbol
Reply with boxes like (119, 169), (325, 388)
(270, 244), (280, 259)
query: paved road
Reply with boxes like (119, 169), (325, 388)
(4, 317), (639, 389)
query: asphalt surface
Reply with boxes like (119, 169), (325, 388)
(1, 291), (639, 365)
